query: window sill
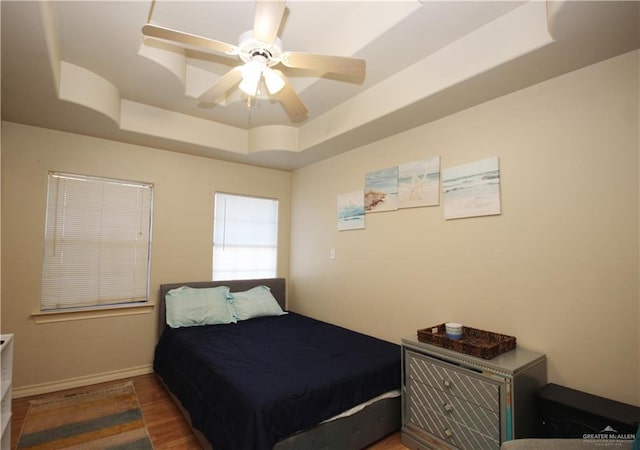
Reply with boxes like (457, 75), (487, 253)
(32, 302), (155, 324)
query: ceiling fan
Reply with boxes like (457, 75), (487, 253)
(141, 1), (366, 122)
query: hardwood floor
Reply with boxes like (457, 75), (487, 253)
(11, 373), (408, 449)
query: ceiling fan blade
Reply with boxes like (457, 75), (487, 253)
(199, 67), (243, 105)
(274, 71), (308, 121)
(280, 52), (366, 80)
(142, 23), (238, 55)
(253, 1), (286, 44)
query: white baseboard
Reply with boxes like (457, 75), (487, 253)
(13, 364), (154, 398)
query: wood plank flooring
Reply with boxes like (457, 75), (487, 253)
(11, 373), (408, 450)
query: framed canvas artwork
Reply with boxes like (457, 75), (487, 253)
(443, 157), (501, 220)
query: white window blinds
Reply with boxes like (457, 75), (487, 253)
(41, 173), (153, 310)
(213, 193), (278, 280)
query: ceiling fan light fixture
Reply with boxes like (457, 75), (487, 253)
(239, 77), (260, 96)
(239, 58), (265, 96)
(263, 67), (285, 94)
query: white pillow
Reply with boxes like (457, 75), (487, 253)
(165, 285), (234, 328)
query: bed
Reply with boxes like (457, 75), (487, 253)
(154, 278), (401, 450)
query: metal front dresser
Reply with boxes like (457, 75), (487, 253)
(401, 336), (546, 450)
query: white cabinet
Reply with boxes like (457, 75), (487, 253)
(1, 334), (14, 450)
(401, 336), (546, 449)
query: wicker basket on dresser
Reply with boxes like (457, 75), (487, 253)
(401, 336), (546, 450)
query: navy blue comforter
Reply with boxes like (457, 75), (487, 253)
(154, 312), (400, 450)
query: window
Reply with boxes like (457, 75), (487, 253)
(41, 173), (153, 311)
(213, 193), (278, 280)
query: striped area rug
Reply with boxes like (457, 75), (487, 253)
(16, 381), (154, 449)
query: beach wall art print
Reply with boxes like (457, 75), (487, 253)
(337, 155), (501, 230)
(365, 167), (398, 213)
(337, 190), (365, 231)
(443, 156), (501, 220)
(398, 157), (440, 209)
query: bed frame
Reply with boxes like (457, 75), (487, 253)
(157, 278), (401, 450)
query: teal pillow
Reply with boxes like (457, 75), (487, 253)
(165, 285), (234, 328)
(228, 285), (286, 321)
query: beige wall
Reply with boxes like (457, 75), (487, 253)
(290, 51), (640, 405)
(1, 123), (290, 391)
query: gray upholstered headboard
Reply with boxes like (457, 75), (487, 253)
(158, 278), (286, 335)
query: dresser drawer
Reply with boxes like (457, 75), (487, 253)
(407, 375), (499, 439)
(406, 394), (500, 450)
(407, 350), (500, 412)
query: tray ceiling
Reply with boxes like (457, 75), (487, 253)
(2, 1), (638, 170)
